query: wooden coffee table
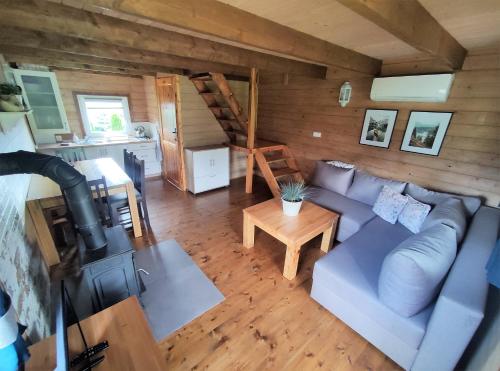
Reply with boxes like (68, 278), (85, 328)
(243, 198), (339, 280)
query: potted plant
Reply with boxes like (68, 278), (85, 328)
(280, 180), (308, 216)
(0, 83), (24, 112)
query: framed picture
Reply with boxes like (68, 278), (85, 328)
(400, 111), (453, 156)
(359, 109), (398, 148)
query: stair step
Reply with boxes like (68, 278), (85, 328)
(224, 128), (246, 136)
(273, 167), (300, 179)
(199, 91), (221, 96)
(190, 73), (212, 81)
(265, 155), (289, 164)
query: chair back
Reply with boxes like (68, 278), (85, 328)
(132, 157), (146, 197)
(123, 149), (135, 179)
(87, 176), (112, 227)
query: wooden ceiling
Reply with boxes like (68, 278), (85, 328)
(218, 0), (500, 61)
(0, 0), (498, 78)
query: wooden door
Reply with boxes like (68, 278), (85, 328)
(157, 76), (184, 189)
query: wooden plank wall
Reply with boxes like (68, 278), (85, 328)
(55, 70), (149, 137)
(178, 76), (249, 179)
(257, 48), (500, 206)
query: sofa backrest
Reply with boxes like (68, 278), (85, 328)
(411, 206), (500, 370)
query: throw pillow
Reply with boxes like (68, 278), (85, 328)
(421, 197), (467, 242)
(325, 160), (355, 169)
(372, 185), (409, 224)
(310, 161), (355, 196)
(404, 183), (481, 218)
(378, 223), (457, 317)
(398, 195), (431, 233)
(346, 170), (407, 206)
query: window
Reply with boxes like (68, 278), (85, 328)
(77, 95), (132, 137)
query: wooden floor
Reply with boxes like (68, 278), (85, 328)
(133, 177), (400, 371)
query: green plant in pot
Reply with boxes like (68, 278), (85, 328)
(280, 180), (309, 216)
(0, 83), (24, 112)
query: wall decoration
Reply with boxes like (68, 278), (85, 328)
(400, 111), (453, 156)
(359, 109), (398, 148)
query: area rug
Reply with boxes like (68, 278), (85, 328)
(134, 240), (224, 341)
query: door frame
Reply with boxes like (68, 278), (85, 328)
(156, 75), (187, 191)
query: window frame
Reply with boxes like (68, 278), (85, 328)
(76, 94), (132, 138)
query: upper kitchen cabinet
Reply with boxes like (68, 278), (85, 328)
(13, 69), (69, 144)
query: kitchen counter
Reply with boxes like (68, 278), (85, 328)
(37, 137), (155, 150)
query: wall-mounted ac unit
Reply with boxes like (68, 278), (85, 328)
(370, 74), (455, 103)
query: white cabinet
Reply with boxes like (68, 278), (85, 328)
(13, 70), (69, 144)
(184, 145), (229, 194)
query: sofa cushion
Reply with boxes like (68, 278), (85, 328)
(398, 195), (431, 233)
(307, 186), (376, 241)
(379, 224), (457, 317)
(325, 160), (355, 169)
(310, 161), (355, 196)
(373, 185), (409, 224)
(422, 198), (467, 242)
(405, 183), (481, 218)
(313, 217), (433, 350)
(346, 170), (406, 206)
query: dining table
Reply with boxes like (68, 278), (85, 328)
(26, 157), (142, 267)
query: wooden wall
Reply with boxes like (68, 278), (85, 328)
(55, 70), (149, 137)
(178, 76), (248, 179)
(257, 48), (500, 206)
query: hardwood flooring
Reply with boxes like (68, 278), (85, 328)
(133, 177), (400, 371)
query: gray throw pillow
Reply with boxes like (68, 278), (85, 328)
(346, 170), (406, 206)
(310, 161), (355, 196)
(405, 183), (481, 218)
(421, 198), (467, 242)
(398, 196), (431, 234)
(372, 185), (408, 224)
(378, 224), (457, 317)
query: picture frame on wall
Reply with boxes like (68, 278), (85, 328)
(400, 111), (453, 156)
(359, 109), (398, 148)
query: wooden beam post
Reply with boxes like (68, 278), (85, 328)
(337, 0), (466, 69)
(245, 67), (258, 194)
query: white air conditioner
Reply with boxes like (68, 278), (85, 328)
(370, 74), (455, 103)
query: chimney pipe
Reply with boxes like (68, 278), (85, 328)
(0, 151), (106, 251)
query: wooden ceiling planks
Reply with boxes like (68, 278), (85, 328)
(76, 0), (382, 74)
(0, 0), (327, 79)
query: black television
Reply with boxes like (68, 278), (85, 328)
(54, 280), (108, 371)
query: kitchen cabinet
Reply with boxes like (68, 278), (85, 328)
(13, 69), (69, 144)
(184, 145), (229, 194)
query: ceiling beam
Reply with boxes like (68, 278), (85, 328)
(0, 0), (327, 79)
(336, 0), (467, 70)
(0, 45), (182, 75)
(0, 26), (250, 77)
(83, 0), (381, 74)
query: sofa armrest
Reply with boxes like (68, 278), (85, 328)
(411, 206), (500, 371)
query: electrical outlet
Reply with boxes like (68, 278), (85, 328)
(312, 131), (322, 138)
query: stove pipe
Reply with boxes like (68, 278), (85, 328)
(0, 150), (106, 251)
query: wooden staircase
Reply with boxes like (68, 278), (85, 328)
(190, 72), (248, 142)
(190, 71), (304, 197)
(254, 145), (304, 197)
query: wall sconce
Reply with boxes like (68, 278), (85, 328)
(339, 81), (352, 107)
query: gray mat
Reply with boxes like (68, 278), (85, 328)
(134, 240), (224, 341)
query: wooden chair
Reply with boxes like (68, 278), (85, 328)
(108, 157), (151, 228)
(123, 148), (135, 179)
(87, 176), (113, 227)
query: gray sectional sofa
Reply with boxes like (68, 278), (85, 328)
(307, 161), (500, 371)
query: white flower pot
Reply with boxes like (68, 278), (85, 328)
(282, 198), (303, 216)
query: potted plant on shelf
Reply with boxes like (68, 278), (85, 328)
(0, 83), (24, 112)
(280, 180), (309, 216)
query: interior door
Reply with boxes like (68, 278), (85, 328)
(157, 76), (183, 189)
